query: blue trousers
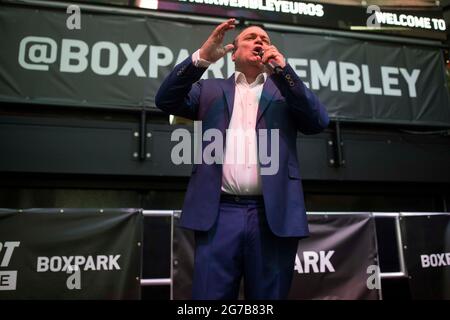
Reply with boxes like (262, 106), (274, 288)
(192, 195), (299, 300)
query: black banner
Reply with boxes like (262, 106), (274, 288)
(288, 213), (380, 300)
(401, 213), (450, 299)
(0, 4), (449, 126)
(0, 208), (142, 299)
(60, 1), (449, 40)
(154, 0), (447, 40)
(173, 213), (380, 300)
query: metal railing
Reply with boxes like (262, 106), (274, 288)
(140, 210), (181, 300)
(139, 211), (449, 299)
(372, 213), (408, 279)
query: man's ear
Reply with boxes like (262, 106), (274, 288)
(231, 51), (236, 61)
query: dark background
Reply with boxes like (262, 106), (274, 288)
(1, 0), (449, 299)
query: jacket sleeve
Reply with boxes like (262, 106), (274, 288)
(155, 56), (207, 120)
(270, 64), (330, 134)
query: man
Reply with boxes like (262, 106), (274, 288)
(155, 19), (329, 299)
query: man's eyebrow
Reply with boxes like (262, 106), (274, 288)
(244, 33), (270, 41)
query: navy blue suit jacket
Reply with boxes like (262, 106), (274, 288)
(155, 57), (329, 237)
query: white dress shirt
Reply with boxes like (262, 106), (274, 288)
(192, 50), (267, 195)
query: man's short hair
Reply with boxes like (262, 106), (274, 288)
(232, 23), (267, 54)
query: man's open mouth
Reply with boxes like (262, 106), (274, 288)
(253, 47), (263, 56)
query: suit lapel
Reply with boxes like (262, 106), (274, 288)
(221, 75), (236, 121)
(257, 78), (277, 124)
(221, 74), (277, 125)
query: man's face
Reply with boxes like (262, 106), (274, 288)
(232, 26), (271, 68)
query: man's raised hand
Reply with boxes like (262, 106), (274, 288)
(199, 18), (236, 63)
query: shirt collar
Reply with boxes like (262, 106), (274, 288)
(234, 71), (267, 87)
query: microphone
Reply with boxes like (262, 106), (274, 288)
(257, 49), (283, 74)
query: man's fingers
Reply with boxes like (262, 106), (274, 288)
(200, 19), (237, 62)
(262, 47), (280, 62)
(264, 46), (278, 55)
(262, 46), (285, 67)
(262, 49), (276, 62)
(212, 18), (236, 38)
(224, 43), (234, 53)
(221, 18), (236, 30)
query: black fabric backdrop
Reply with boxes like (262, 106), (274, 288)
(0, 208), (142, 299)
(1, 4), (449, 126)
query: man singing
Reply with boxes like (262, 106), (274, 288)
(155, 18), (329, 299)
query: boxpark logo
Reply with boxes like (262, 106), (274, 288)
(17, 37), (422, 98)
(17, 36), (192, 78)
(294, 250), (381, 290)
(37, 254), (122, 290)
(420, 252), (450, 269)
(0, 241), (122, 291)
(0, 241), (20, 291)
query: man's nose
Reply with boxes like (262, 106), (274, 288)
(254, 38), (263, 45)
